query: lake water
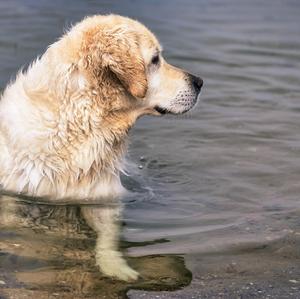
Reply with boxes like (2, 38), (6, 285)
(1, 0), (300, 298)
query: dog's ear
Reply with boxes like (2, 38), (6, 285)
(104, 43), (148, 98)
(81, 27), (148, 98)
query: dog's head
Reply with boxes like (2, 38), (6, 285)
(62, 15), (203, 118)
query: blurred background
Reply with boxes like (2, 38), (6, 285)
(0, 0), (300, 298)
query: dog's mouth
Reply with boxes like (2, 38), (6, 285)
(154, 106), (169, 115)
(153, 105), (193, 115)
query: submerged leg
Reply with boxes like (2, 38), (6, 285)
(81, 204), (138, 281)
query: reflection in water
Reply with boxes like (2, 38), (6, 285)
(0, 196), (141, 281)
(0, 195), (191, 298)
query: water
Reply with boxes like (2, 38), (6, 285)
(1, 0), (300, 298)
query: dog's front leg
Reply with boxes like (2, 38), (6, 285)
(81, 204), (139, 281)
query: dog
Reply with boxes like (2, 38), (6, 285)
(0, 15), (203, 281)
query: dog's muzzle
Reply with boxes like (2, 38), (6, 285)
(154, 74), (203, 115)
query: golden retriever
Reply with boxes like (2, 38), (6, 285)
(0, 15), (203, 280)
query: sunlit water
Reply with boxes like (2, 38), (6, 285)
(1, 0), (300, 297)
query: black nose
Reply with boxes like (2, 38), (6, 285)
(190, 74), (203, 93)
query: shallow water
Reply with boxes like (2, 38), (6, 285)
(1, 0), (300, 298)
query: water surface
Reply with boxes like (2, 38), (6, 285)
(0, 0), (300, 298)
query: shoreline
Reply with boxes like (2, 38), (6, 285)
(128, 232), (300, 298)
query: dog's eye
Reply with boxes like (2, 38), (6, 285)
(151, 54), (160, 65)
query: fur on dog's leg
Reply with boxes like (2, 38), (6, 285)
(0, 195), (18, 227)
(81, 204), (139, 281)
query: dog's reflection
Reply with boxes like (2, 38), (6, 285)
(0, 194), (138, 281)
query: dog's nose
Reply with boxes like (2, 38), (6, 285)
(191, 75), (203, 93)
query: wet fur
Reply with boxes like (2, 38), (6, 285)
(0, 16), (150, 200)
